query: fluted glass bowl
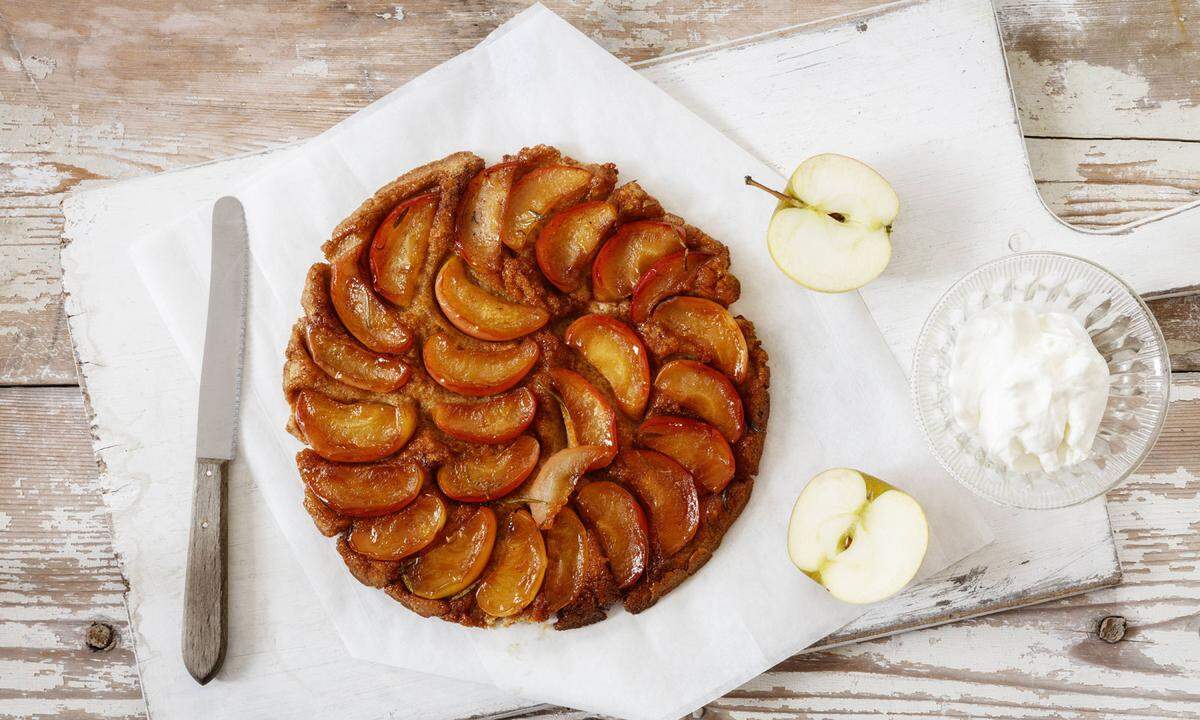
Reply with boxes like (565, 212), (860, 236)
(912, 252), (1170, 508)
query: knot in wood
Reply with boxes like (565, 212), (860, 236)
(1097, 615), (1127, 644)
(85, 621), (117, 651)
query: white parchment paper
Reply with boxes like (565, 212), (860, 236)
(129, 6), (992, 719)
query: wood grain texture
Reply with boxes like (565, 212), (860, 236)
(181, 458), (226, 685)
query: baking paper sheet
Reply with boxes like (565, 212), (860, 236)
(129, 6), (992, 719)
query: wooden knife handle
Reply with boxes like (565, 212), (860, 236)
(182, 457), (227, 684)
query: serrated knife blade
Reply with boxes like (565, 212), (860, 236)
(183, 195), (248, 686)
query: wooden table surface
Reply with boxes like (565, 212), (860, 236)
(1, 2), (1198, 718)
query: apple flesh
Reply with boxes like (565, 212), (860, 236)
(298, 450), (424, 517)
(574, 480), (649, 589)
(523, 444), (612, 528)
(550, 368), (617, 464)
(475, 509), (548, 618)
(436, 435), (540, 502)
(431, 387), (537, 444)
(563, 314), (650, 418)
(535, 200), (618, 292)
(540, 506), (589, 614)
(457, 162), (519, 285)
(787, 468), (928, 604)
(750, 154), (898, 293)
(404, 506), (497, 600)
(294, 391), (417, 463)
(502, 164), (593, 251)
(348, 491), (447, 561)
(422, 333), (540, 397)
(304, 320), (411, 393)
(434, 256), (549, 341)
(369, 192), (437, 306)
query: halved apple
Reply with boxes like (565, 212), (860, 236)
(541, 506), (589, 614)
(502, 164), (593, 250)
(653, 360), (745, 442)
(294, 391), (418, 462)
(549, 368), (617, 464)
(329, 236), (413, 354)
(458, 162), (519, 284)
(652, 297), (749, 383)
(612, 449), (699, 558)
(404, 506), (497, 600)
(348, 491), (447, 561)
(422, 333), (540, 397)
(635, 415), (735, 493)
(304, 320), (411, 393)
(524, 445), (612, 528)
(369, 192), (437, 306)
(591, 221), (686, 301)
(434, 256), (549, 341)
(535, 201), (618, 292)
(787, 468), (928, 604)
(574, 481), (649, 588)
(630, 250), (713, 323)
(298, 449), (424, 517)
(475, 509), (548, 618)
(431, 387), (537, 444)
(436, 435), (540, 502)
(563, 314), (650, 417)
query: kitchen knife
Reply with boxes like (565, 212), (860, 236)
(182, 196), (249, 685)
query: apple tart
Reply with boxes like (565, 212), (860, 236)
(284, 146), (770, 629)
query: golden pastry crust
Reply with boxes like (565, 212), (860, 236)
(284, 147), (769, 629)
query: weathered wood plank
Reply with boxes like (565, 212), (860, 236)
(0, 386), (142, 720)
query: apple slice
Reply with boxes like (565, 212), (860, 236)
(541, 506), (589, 614)
(612, 449), (699, 558)
(458, 162), (519, 283)
(574, 481), (649, 588)
(304, 320), (411, 393)
(535, 201), (618, 292)
(475, 509), (548, 618)
(651, 296), (749, 383)
(787, 468), (928, 604)
(436, 435), (540, 502)
(404, 506), (497, 600)
(630, 250), (713, 323)
(635, 416), (735, 493)
(348, 491), (447, 561)
(549, 368), (617, 465)
(524, 445), (612, 528)
(653, 360), (745, 442)
(502, 164), (593, 250)
(591, 221), (686, 301)
(563, 315), (650, 417)
(298, 449), (424, 517)
(422, 333), (540, 397)
(369, 192), (437, 306)
(294, 391), (418, 462)
(750, 154), (899, 293)
(329, 236), (413, 354)
(435, 256), (549, 341)
(431, 387), (537, 444)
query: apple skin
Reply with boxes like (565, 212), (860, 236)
(787, 467), (928, 605)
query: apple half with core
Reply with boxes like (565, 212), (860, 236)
(746, 153), (898, 293)
(787, 468), (927, 604)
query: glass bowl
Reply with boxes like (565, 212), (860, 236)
(911, 252), (1171, 508)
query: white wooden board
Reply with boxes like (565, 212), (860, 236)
(58, 0), (1200, 717)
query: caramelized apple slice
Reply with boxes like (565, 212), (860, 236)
(294, 391), (418, 462)
(502, 164), (593, 250)
(458, 162), (519, 284)
(348, 492), (447, 561)
(535, 201), (618, 292)
(612, 449), (699, 557)
(653, 360), (745, 442)
(298, 449), (424, 517)
(524, 445), (612, 528)
(369, 192), (437, 306)
(563, 315), (650, 417)
(541, 506), (588, 614)
(329, 236), (412, 354)
(574, 481), (649, 588)
(591, 221), (686, 301)
(475, 509), (548, 618)
(630, 250), (713, 323)
(652, 297), (750, 382)
(404, 506), (497, 599)
(431, 387), (536, 444)
(550, 368), (617, 464)
(437, 435), (540, 502)
(435, 256), (549, 341)
(636, 416), (735, 493)
(304, 321), (411, 393)
(422, 333), (540, 397)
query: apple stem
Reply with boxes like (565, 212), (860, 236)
(744, 176), (803, 208)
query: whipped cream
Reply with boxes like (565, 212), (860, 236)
(948, 301), (1110, 473)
